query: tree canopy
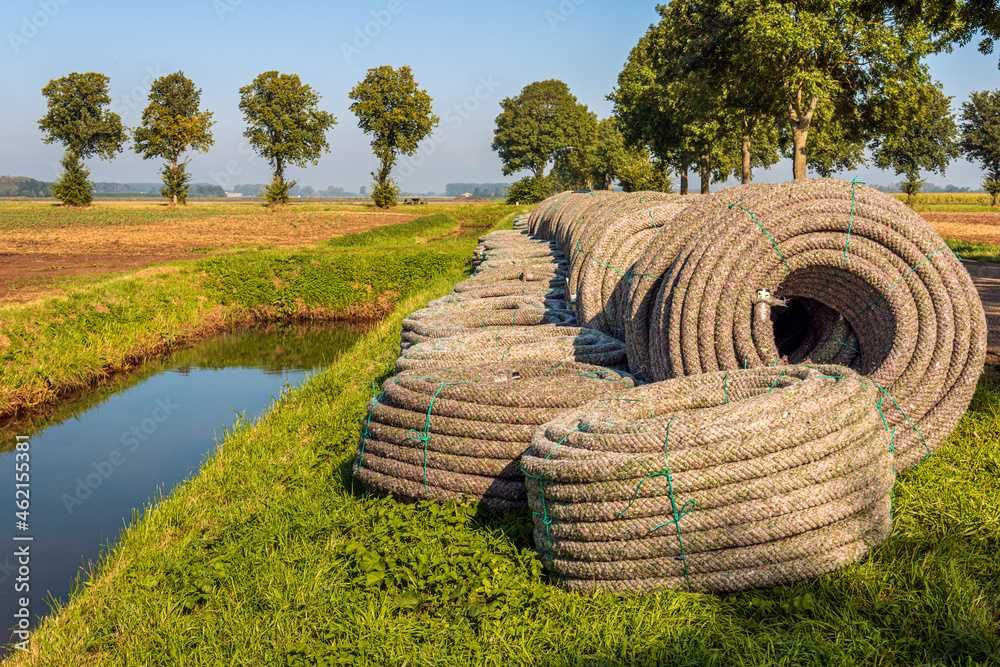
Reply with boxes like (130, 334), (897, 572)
(960, 89), (1000, 205)
(239, 71), (336, 204)
(609, 0), (964, 188)
(492, 80), (595, 179)
(349, 65), (438, 208)
(872, 77), (960, 202)
(38, 72), (127, 206)
(134, 71), (215, 205)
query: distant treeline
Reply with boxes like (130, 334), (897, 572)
(874, 182), (981, 194)
(231, 184), (361, 198)
(0, 177), (371, 199)
(445, 183), (511, 198)
(0, 176), (225, 198)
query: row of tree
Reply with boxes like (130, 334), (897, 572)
(492, 1), (1000, 205)
(38, 67), (439, 207)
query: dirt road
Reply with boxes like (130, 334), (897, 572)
(964, 260), (1000, 363)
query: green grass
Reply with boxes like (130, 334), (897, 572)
(892, 192), (1000, 213)
(948, 239), (1000, 264)
(0, 203), (516, 420)
(9, 229), (999, 664)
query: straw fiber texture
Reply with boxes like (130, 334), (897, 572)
(520, 365), (894, 593)
(353, 361), (635, 511)
(396, 325), (628, 372)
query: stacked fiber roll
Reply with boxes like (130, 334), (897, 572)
(356, 217), (647, 511)
(352, 361), (635, 511)
(575, 196), (695, 339)
(520, 365), (894, 593)
(400, 224), (577, 347)
(397, 325), (628, 371)
(530, 181), (987, 470)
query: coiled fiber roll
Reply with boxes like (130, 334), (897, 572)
(402, 296), (576, 347)
(576, 197), (693, 341)
(548, 192), (620, 252)
(396, 325), (627, 371)
(352, 361), (635, 511)
(624, 180), (986, 469)
(563, 193), (674, 298)
(437, 281), (568, 302)
(528, 192), (573, 236)
(520, 364), (893, 593)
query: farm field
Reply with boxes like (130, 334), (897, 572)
(0, 200), (431, 303)
(1, 197), (998, 304)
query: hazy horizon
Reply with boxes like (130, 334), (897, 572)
(3, 1), (998, 192)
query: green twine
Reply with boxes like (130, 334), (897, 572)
(520, 421), (590, 564)
(405, 381), (464, 493)
(843, 176), (865, 258)
(615, 420), (697, 590)
(355, 382), (383, 469)
(728, 201), (789, 268)
(767, 370), (788, 392)
(870, 379), (930, 461)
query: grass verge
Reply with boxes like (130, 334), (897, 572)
(948, 238), (1000, 264)
(9, 241), (999, 664)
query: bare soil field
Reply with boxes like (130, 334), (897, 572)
(0, 202), (417, 302)
(922, 211), (1000, 244)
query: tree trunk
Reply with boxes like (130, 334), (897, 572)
(679, 168), (689, 195)
(699, 156), (710, 194)
(789, 94), (817, 182)
(792, 126), (809, 181)
(741, 135), (752, 184)
(170, 161), (178, 206)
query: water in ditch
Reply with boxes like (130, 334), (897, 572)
(0, 323), (364, 647)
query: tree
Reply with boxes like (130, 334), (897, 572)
(872, 78), (960, 204)
(239, 71), (336, 205)
(506, 175), (558, 204)
(616, 147), (673, 192)
(38, 72), (126, 206)
(349, 65), (438, 208)
(733, 0), (938, 180)
(960, 90), (1000, 206)
(493, 80), (595, 180)
(133, 72), (214, 206)
(609, 9), (748, 194)
(550, 111), (600, 189)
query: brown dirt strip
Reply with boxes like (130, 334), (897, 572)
(0, 211), (415, 302)
(922, 211), (1000, 244)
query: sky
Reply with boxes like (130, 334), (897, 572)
(1, 0), (999, 193)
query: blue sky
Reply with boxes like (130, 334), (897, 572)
(2, 0), (998, 192)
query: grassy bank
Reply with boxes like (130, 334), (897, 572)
(0, 204), (514, 422)
(10, 242), (999, 664)
(948, 239), (1000, 264)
